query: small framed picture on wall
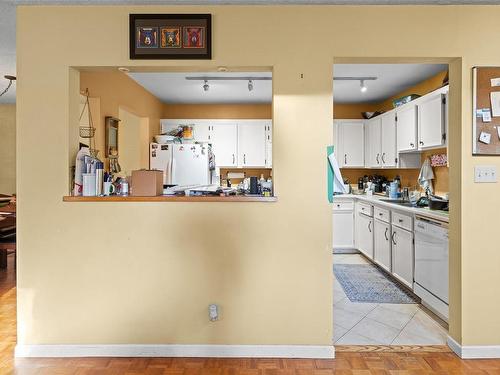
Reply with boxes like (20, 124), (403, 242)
(130, 14), (211, 59)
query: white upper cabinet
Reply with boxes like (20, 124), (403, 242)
(380, 113), (397, 167)
(211, 123), (238, 167)
(366, 118), (382, 168)
(396, 105), (418, 152)
(238, 121), (266, 167)
(194, 122), (211, 142)
(418, 92), (446, 150)
(336, 120), (365, 168)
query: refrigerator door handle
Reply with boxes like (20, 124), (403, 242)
(169, 157), (175, 185)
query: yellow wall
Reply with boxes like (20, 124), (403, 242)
(17, 4), (500, 349)
(118, 107), (149, 176)
(80, 71), (164, 162)
(0, 104), (16, 194)
(164, 103), (271, 119)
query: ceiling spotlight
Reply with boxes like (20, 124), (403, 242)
(360, 80), (367, 93)
(248, 80), (254, 92)
(203, 80), (209, 92)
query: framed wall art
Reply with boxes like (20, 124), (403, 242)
(472, 66), (500, 155)
(130, 14), (211, 60)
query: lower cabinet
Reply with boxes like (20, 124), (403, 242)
(374, 219), (391, 272)
(332, 210), (354, 249)
(356, 213), (373, 260)
(391, 225), (414, 288)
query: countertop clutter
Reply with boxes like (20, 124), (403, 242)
(334, 193), (449, 223)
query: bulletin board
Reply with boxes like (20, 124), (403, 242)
(473, 67), (500, 155)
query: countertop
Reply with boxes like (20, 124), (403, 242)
(333, 194), (449, 223)
(63, 195), (277, 203)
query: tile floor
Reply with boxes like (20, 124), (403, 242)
(333, 253), (448, 345)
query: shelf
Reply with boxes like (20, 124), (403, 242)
(63, 195), (277, 203)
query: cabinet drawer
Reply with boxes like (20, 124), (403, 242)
(357, 202), (373, 217)
(333, 201), (354, 211)
(374, 206), (390, 223)
(392, 211), (413, 231)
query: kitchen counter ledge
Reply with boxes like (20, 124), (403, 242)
(63, 195), (278, 203)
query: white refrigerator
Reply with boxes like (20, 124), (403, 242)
(150, 143), (214, 186)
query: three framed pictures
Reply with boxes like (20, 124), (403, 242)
(130, 14), (211, 60)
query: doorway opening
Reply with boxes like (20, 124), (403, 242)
(332, 61), (453, 346)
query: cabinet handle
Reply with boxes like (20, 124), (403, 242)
(344, 154), (347, 164)
(384, 227), (389, 241)
(392, 231), (397, 245)
(398, 218), (403, 223)
(419, 141), (424, 146)
(376, 153), (380, 164)
(381, 153), (386, 163)
(410, 142), (414, 148)
(232, 154), (235, 164)
(379, 212), (383, 216)
(368, 221), (372, 233)
(243, 154), (246, 164)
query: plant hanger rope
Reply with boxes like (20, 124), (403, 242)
(79, 88), (98, 157)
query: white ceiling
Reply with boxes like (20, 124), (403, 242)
(127, 72), (273, 104)
(333, 64), (448, 104)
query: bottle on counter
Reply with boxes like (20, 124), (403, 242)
(95, 161), (104, 196)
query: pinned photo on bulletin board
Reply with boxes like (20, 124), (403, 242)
(473, 67), (500, 155)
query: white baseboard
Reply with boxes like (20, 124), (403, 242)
(448, 336), (500, 359)
(15, 344), (335, 359)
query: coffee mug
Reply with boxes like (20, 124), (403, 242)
(103, 181), (115, 196)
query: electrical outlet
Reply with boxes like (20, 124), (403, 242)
(474, 165), (497, 183)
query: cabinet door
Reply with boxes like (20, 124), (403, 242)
(392, 226), (414, 288)
(238, 122), (266, 167)
(211, 123), (238, 167)
(374, 220), (392, 272)
(418, 94), (445, 149)
(333, 211), (354, 249)
(356, 213), (374, 260)
(396, 105), (418, 152)
(339, 122), (365, 167)
(194, 122), (211, 142)
(367, 118), (381, 168)
(381, 113), (397, 167)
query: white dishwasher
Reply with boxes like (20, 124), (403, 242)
(414, 216), (449, 321)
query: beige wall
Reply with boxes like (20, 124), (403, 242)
(17, 4), (500, 349)
(0, 104), (16, 194)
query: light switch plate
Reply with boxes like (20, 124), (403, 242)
(474, 165), (498, 183)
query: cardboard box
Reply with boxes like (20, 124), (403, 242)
(131, 170), (163, 196)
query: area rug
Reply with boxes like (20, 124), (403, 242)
(334, 263), (420, 304)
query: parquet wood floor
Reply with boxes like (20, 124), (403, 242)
(2, 255), (500, 374)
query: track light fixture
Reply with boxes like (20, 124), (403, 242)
(248, 80), (254, 92)
(0, 75), (16, 98)
(203, 80), (209, 92)
(360, 80), (367, 93)
(333, 76), (377, 94)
